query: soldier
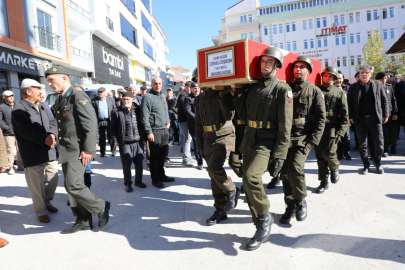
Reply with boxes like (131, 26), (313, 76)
(233, 47), (293, 251)
(279, 56), (326, 224)
(195, 72), (240, 226)
(314, 66), (348, 193)
(228, 109), (245, 179)
(45, 66), (110, 234)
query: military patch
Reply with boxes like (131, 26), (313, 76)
(66, 91), (71, 97)
(287, 91), (293, 98)
(63, 111), (67, 117)
(79, 100), (88, 105)
(52, 67), (57, 72)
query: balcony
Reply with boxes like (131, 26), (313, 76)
(67, 0), (90, 19)
(34, 26), (61, 52)
(71, 46), (91, 59)
(164, 46), (169, 55)
(228, 20), (258, 33)
(106, 17), (114, 31)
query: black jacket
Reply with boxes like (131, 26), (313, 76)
(167, 96), (178, 120)
(184, 93), (197, 130)
(12, 99), (57, 167)
(91, 96), (116, 121)
(177, 91), (189, 123)
(0, 102), (15, 136)
(384, 84), (397, 116)
(347, 80), (389, 124)
(110, 103), (144, 147)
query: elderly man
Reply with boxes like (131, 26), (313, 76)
(0, 90), (24, 174)
(92, 87), (116, 157)
(347, 65), (389, 174)
(46, 65), (110, 234)
(136, 86), (147, 104)
(128, 85), (137, 97)
(12, 79), (59, 223)
(141, 77), (175, 188)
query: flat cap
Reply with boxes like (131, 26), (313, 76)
(45, 65), (70, 77)
(140, 86), (147, 90)
(98, 87), (106, 92)
(190, 82), (199, 88)
(117, 88), (125, 93)
(2, 90), (14, 97)
(122, 92), (134, 98)
(21, 78), (42, 89)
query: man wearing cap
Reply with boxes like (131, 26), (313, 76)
(92, 87), (116, 157)
(116, 88), (125, 106)
(136, 86), (147, 105)
(278, 56), (326, 224)
(11, 79), (59, 223)
(141, 77), (175, 188)
(111, 91), (145, 192)
(0, 90), (24, 174)
(314, 66), (348, 194)
(45, 65), (110, 233)
(233, 47), (293, 251)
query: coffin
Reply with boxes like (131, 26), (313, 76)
(197, 39), (322, 89)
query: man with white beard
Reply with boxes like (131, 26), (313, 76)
(110, 92), (145, 192)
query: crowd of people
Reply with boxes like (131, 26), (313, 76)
(0, 50), (405, 250)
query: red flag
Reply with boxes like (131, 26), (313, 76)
(376, 15), (380, 19)
(333, 55), (337, 64)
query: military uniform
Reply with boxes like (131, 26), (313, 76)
(314, 85), (348, 184)
(228, 110), (245, 178)
(195, 88), (239, 223)
(281, 80), (325, 206)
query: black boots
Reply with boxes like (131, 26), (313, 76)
(61, 216), (93, 234)
(374, 162), (384, 174)
(206, 208), (227, 226)
(246, 212), (274, 251)
(330, 169), (339, 184)
(225, 187), (240, 213)
(267, 173), (281, 189)
(295, 199), (307, 221)
(316, 180), (329, 194)
(279, 203), (296, 224)
(360, 162), (370, 175)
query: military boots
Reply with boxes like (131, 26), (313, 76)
(295, 199), (307, 221)
(279, 203), (297, 224)
(246, 212), (274, 251)
(225, 187), (240, 212)
(316, 180), (329, 194)
(267, 173), (281, 189)
(331, 169), (339, 183)
(206, 208), (227, 226)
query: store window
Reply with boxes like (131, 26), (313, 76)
(0, 71), (9, 103)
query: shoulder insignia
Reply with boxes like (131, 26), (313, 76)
(79, 100), (88, 105)
(287, 91), (293, 98)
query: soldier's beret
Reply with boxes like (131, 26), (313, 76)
(375, 72), (386, 80)
(45, 65), (70, 77)
(191, 82), (199, 88)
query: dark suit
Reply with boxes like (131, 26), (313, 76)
(382, 84), (397, 152)
(347, 80), (389, 165)
(55, 86), (105, 223)
(92, 96), (116, 156)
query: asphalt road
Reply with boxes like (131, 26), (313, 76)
(1, 132), (405, 269)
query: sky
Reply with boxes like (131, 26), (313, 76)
(152, 0), (285, 71)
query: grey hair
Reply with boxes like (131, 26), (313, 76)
(359, 64), (374, 73)
(21, 87), (29, 96)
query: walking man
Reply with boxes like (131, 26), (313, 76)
(46, 66), (110, 233)
(177, 81), (194, 166)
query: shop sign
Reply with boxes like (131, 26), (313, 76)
(316, 24), (347, 38)
(133, 61), (146, 82)
(0, 46), (50, 76)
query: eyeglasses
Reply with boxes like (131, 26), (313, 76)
(360, 71), (371, 75)
(260, 59), (275, 66)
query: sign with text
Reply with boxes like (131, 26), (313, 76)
(316, 25), (347, 38)
(206, 47), (235, 79)
(0, 46), (50, 76)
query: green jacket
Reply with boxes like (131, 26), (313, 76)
(288, 80), (326, 147)
(140, 89), (170, 135)
(233, 76), (293, 160)
(55, 86), (97, 163)
(319, 85), (349, 138)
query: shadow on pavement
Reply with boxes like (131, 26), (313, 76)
(386, 194), (405, 200)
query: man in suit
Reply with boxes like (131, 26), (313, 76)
(347, 64), (389, 174)
(45, 66), (110, 234)
(92, 87), (116, 157)
(392, 75), (405, 154)
(11, 79), (59, 223)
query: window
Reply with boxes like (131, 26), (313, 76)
(349, 13), (353, 24)
(340, 14), (345, 25)
(304, 39), (308, 49)
(143, 39), (154, 60)
(334, 15), (339, 25)
(324, 37), (328, 46)
(323, 17), (327, 27)
(325, 59), (329, 67)
(342, 35), (346, 45)
(318, 38), (322, 47)
(337, 57), (341, 67)
(292, 22), (296, 31)
(357, 55), (361, 64)
(373, 10), (378, 20)
(310, 39), (314, 49)
(249, 32), (254, 40)
(383, 29), (388, 40)
(303, 20), (307, 30)
(120, 15), (137, 46)
(260, 9), (263, 15)
(37, 10), (54, 50)
(141, 12), (152, 36)
(279, 42), (284, 49)
(286, 23), (290, 32)
(321, 0), (324, 5)
(248, 14), (253, 23)
(316, 18), (321, 28)
(390, 7), (394, 18)
(350, 56), (355, 66)
(367, 10), (371, 21)
(390, 28), (395, 39)
(342, 57), (347, 67)
(274, 43), (278, 48)
(141, 0), (151, 13)
(121, 0), (136, 15)
(350, 33), (354, 44)
(287, 42), (291, 51)
(240, 15), (247, 23)
(273, 25), (277, 34)
(309, 1), (312, 7)
(382, 8), (387, 19)
(264, 26), (268, 36)
(279, 24), (283, 33)
(356, 12), (360, 22)
(293, 41), (297, 51)
(309, 19), (313, 29)
(325, 0), (329, 4)
(356, 32), (361, 43)
(335, 36), (339, 45)
(241, 33), (247, 39)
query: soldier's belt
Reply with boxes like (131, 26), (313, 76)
(292, 118), (313, 126)
(248, 120), (278, 129)
(203, 120), (232, 132)
(236, 119), (246, 125)
(326, 112), (338, 117)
